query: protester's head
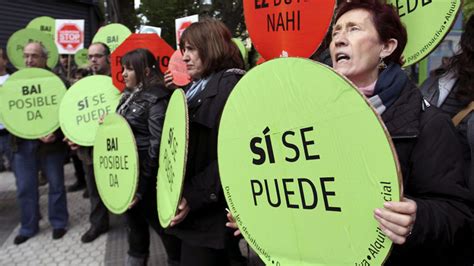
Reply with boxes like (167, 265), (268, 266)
(23, 42), (48, 68)
(449, 15), (474, 101)
(0, 48), (8, 72)
(121, 48), (162, 89)
(71, 67), (90, 85)
(179, 19), (243, 79)
(330, 0), (407, 87)
(88, 42), (110, 75)
(59, 54), (70, 68)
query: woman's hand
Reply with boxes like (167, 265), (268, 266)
(40, 133), (56, 143)
(164, 70), (177, 90)
(225, 210), (241, 237)
(170, 197), (190, 227)
(128, 196), (140, 209)
(63, 137), (79, 151)
(374, 197), (417, 245)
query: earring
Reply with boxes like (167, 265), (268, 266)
(378, 57), (387, 70)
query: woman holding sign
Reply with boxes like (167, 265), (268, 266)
(117, 48), (180, 265)
(164, 19), (246, 266)
(328, 0), (473, 264)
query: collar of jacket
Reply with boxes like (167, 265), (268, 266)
(187, 70), (226, 109)
(381, 77), (423, 140)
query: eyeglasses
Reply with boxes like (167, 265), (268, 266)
(87, 54), (105, 60)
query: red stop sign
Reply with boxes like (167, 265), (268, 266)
(57, 24), (83, 51)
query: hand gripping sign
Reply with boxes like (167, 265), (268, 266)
(92, 23), (132, 52)
(59, 75), (121, 146)
(218, 58), (401, 265)
(7, 28), (59, 70)
(111, 34), (175, 91)
(243, 0), (335, 60)
(387, 0), (462, 66)
(157, 89), (189, 228)
(93, 113), (139, 214)
(0, 68), (66, 139)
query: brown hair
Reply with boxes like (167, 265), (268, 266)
(335, 0), (407, 65)
(179, 19), (244, 77)
(121, 48), (163, 89)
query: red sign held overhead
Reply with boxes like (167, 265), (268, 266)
(111, 34), (175, 91)
(57, 24), (83, 52)
(244, 0), (335, 60)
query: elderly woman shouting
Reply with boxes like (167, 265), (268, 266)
(329, 0), (473, 264)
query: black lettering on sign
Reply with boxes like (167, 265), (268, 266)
(255, 0), (269, 9)
(267, 11), (300, 32)
(77, 96), (89, 111)
(40, 25), (51, 32)
(250, 177), (341, 211)
(396, 0), (433, 17)
(250, 126), (320, 165)
(109, 173), (119, 187)
(22, 84), (42, 95)
(26, 110), (43, 121)
(8, 95), (57, 110)
(107, 36), (118, 43)
(107, 137), (118, 151)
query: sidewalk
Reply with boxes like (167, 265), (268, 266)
(0, 163), (168, 265)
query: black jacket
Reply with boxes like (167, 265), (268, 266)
(117, 84), (171, 198)
(382, 80), (473, 265)
(168, 69), (244, 249)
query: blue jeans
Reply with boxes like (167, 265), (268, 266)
(0, 131), (11, 169)
(12, 140), (68, 237)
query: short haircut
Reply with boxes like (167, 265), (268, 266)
(89, 42), (111, 56)
(179, 19), (244, 77)
(25, 41), (49, 59)
(334, 0), (407, 65)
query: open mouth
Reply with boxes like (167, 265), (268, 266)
(336, 53), (350, 63)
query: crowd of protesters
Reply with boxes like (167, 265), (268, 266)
(1, 0), (474, 265)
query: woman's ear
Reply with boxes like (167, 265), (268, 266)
(144, 67), (151, 77)
(380, 38), (398, 59)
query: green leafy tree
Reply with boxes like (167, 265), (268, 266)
(138, 0), (246, 47)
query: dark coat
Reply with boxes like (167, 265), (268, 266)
(382, 80), (473, 265)
(117, 84), (171, 198)
(168, 69), (244, 249)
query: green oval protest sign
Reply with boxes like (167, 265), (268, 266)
(157, 89), (188, 228)
(27, 16), (56, 38)
(387, 0), (461, 66)
(6, 28), (59, 70)
(0, 68), (66, 139)
(218, 58), (401, 265)
(74, 48), (89, 68)
(93, 113), (138, 214)
(59, 75), (121, 146)
(92, 23), (132, 52)
(233, 38), (248, 63)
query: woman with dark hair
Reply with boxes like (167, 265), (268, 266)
(164, 19), (246, 266)
(118, 48), (180, 265)
(329, 0), (472, 264)
(421, 15), (474, 187)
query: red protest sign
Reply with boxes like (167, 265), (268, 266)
(244, 0), (335, 60)
(168, 50), (191, 87)
(57, 23), (83, 53)
(111, 34), (175, 91)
